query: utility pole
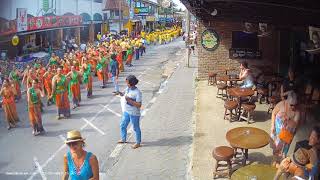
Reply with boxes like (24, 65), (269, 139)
(186, 9), (191, 67)
(119, 0), (122, 33)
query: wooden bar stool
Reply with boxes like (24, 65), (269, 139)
(212, 146), (234, 179)
(217, 83), (227, 98)
(208, 72), (217, 85)
(257, 87), (269, 104)
(267, 96), (279, 114)
(224, 100), (238, 121)
(239, 103), (256, 123)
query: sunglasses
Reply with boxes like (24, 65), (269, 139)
(67, 141), (80, 147)
(290, 104), (297, 107)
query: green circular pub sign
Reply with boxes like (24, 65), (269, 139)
(201, 29), (220, 51)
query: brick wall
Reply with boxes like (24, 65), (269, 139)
(197, 20), (279, 80)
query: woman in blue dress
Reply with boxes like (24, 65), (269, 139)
(62, 130), (99, 180)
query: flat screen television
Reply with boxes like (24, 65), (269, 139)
(232, 31), (259, 50)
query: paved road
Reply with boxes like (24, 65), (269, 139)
(0, 38), (196, 180)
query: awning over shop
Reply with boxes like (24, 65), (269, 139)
(80, 13), (91, 23)
(180, 0), (320, 26)
(17, 26), (85, 35)
(93, 13), (103, 22)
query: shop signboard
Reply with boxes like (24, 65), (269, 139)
(0, 20), (17, 36)
(17, 8), (28, 32)
(201, 29), (220, 51)
(134, 7), (149, 16)
(159, 17), (174, 23)
(146, 16), (156, 22)
(27, 16), (82, 31)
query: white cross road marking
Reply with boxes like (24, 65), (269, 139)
(106, 107), (121, 117)
(109, 143), (126, 158)
(33, 157), (47, 180)
(81, 118), (106, 135)
(27, 144), (66, 180)
(99, 104), (121, 117)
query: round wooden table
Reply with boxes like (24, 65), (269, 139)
(226, 127), (270, 165)
(218, 75), (241, 87)
(231, 164), (282, 180)
(227, 88), (255, 120)
(228, 87), (255, 97)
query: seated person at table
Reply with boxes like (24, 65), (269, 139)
(274, 148), (310, 180)
(271, 91), (301, 165)
(281, 68), (298, 100)
(239, 61), (254, 88)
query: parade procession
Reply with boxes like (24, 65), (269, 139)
(0, 27), (182, 135)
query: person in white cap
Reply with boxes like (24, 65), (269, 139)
(62, 130), (99, 180)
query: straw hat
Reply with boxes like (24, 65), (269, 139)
(292, 148), (310, 167)
(65, 130), (85, 144)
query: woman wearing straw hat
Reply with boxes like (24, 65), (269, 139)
(118, 75), (142, 149)
(62, 130), (99, 180)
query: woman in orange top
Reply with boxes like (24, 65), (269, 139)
(116, 47), (124, 72)
(27, 79), (45, 135)
(43, 67), (54, 106)
(0, 79), (19, 129)
(81, 59), (93, 98)
(51, 67), (71, 119)
(67, 66), (82, 109)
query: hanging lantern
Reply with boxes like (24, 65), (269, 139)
(12, 35), (20, 46)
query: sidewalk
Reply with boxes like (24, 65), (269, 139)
(106, 47), (197, 179)
(191, 80), (318, 180)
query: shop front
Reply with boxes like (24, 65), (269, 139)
(0, 15), (82, 71)
(146, 16), (156, 32)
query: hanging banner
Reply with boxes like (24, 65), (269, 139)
(17, 8), (28, 32)
(27, 16), (82, 31)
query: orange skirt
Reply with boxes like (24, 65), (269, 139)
(55, 92), (70, 116)
(28, 103), (42, 127)
(2, 101), (19, 124)
(87, 76), (93, 96)
(14, 81), (21, 99)
(70, 83), (81, 104)
(97, 71), (103, 81)
(44, 81), (52, 98)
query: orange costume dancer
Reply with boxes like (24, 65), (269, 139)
(0, 79), (19, 129)
(63, 61), (70, 75)
(27, 79), (45, 135)
(9, 69), (22, 101)
(82, 60), (93, 98)
(43, 67), (54, 106)
(89, 54), (97, 75)
(22, 65), (31, 89)
(67, 66), (81, 109)
(116, 49), (124, 72)
(96, 53), (109, 88)
(51, 68), (71, 119)
(125, 46), (134, 67)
